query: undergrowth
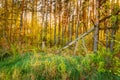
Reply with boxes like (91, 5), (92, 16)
(0, 50), (120, 80)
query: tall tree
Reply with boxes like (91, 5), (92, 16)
(54, 0), (57, 45)
(19, 0), (24, 45)
(93, 0), (100, 53)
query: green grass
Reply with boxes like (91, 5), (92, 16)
(0, 52), (120, 80)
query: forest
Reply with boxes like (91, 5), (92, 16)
(0, 0), (120, 80)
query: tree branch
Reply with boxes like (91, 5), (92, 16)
(57, 27), (94, 53)
(99, 9), (120, 22)
(57, 9), (120, 53)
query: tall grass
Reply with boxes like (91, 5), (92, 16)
(0, 50), (120, 80)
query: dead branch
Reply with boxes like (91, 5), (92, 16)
(58, 26), (94, 53)
(57, 9), (120, 53)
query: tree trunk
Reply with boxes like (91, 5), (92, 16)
(19, 0), (24, 45)
(93, 0), (99, 53)
(58, 26), (94, 53)
(110, 16), (118, 52)
(54, 14), (56, 45)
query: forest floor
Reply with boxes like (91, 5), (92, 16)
(0, 51), (120, 80)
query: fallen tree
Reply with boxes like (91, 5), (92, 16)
(58, 26), (94, 53)
(57, 11), (120, 53)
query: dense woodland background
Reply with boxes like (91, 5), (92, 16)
(0, 0), (120, 53)
(0, 0), (120, 80)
